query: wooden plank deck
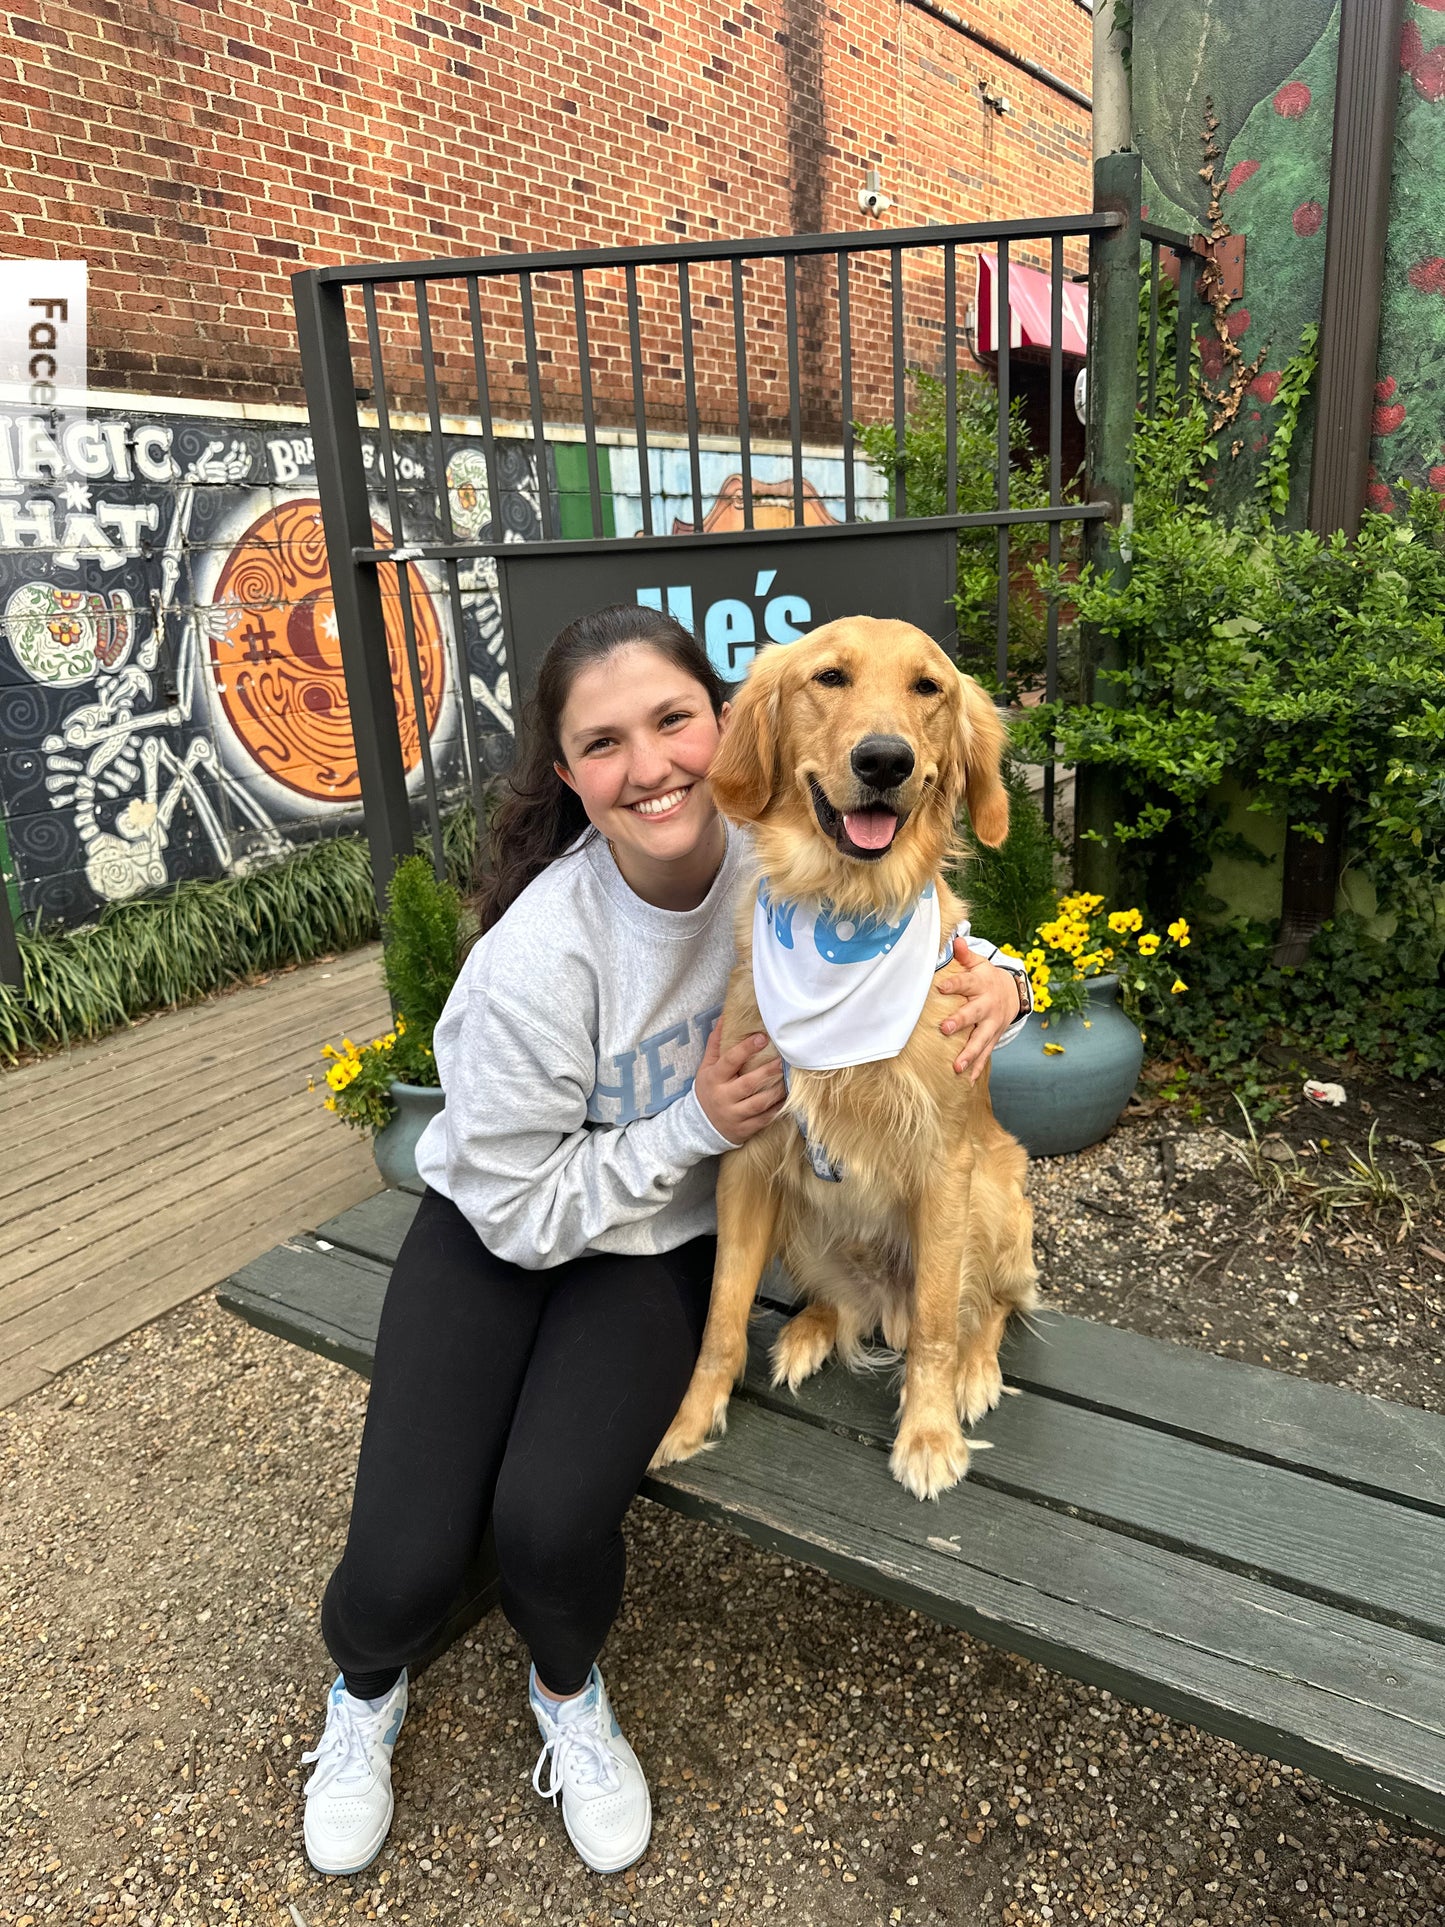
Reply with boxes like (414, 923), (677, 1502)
(219, 1187), (1445, 1841)
(0, 944), (393, 1407)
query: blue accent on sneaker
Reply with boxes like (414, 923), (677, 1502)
(382, 1704), (405, 1748)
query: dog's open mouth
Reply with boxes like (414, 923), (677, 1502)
(810, 778), (906, 861)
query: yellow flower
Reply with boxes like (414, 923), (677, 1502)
(1034, 989), (1053, 1011)
(341, 1038), (357, 1056)
(1167, 918), (1191, 946)
(1042, 1042), (1066, 1055)
(1171, 977), (1187, 994)
(1137, 933), (1160, 956)
(1024, 948), (1045, 969)
(324, 1096), (337, 1112)
(1000, 943), (1024, 959)
(1107, 911), (1131, 934)
(395, 1013), (407, 1033)
(1102, 947), (1115, 962)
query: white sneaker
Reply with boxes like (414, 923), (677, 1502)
(529, 1664), (652, 1873)
(302, 1672), (408, 1875)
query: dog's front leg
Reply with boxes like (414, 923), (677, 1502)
(891, 1171), (972, 1500)
(650, 1146), (781, 1467)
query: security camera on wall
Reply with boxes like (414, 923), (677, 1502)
(858, 167), (893, 218)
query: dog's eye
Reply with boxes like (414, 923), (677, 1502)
(913, 677), (942, 696)
(812, 668), (849, 688)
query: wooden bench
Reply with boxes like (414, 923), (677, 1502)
(218, 1183), (1445, 1840)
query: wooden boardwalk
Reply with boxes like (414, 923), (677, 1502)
(0, 944), (393, 1408)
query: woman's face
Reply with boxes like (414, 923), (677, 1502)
(555, 643), (725, 869)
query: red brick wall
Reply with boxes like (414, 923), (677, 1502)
(5, 0), (1091, 428)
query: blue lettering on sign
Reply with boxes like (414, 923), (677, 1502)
(814, 902), (915, 964)
(636, 573), (814, 681)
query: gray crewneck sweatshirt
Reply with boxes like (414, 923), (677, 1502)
(415, 824), (1030, 1271)
(414, 827), (747, 1269)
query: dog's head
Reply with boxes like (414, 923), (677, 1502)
(709, 617), (1009, 914)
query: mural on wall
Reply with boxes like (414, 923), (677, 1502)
(1134, 0), (1445, 515)
(0, 406), (541, 928)
(1, 410), (889, 930)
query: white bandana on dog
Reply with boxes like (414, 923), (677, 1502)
(752, 880), (962, 1074)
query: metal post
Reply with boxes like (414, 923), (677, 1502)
(0, 823), (21, 988)
(293, 270), (414, 919)
(1073, 148), (1140, 900)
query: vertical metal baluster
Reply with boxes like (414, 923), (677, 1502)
(625, 263), (653, 537)
(1174, 246), (1197, 412)
(995, 239), (1011, 689)
(364, 282), (446, 872)
(944, 242), (957, 516)
(572, 268), (604, 537)
(732, 257), (753, 530)
(838, 251), (854, 523)
(415, 277), (488, 851)
(1045, 235), (1064, 829)
(1145, 240), (1160, 419)
(891, 244), (906, 518)
(518, 271), (555, 541)
(785, 252), (804, 525)
(465, 275), (504, 551)
(678, 260), (704, 534)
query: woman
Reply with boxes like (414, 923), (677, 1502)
(300, 604), (1030, 1879)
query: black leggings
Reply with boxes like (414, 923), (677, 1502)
(321, 1187), (714, 1699)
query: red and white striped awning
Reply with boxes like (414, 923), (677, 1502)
(975, 251), (1088, 357)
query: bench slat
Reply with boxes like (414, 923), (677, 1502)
(743, 1310), (1445, 1644)
(312, 1188), (1445, 1517)
(648, 1400), (1445, 1839)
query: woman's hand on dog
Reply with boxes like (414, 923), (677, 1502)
(938, 941), (1027, 1083)
(695, 1026), (788, 1144)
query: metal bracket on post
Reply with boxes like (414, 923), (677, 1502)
(1074, 148), (1141, 901)
(292, 270), (415, 923)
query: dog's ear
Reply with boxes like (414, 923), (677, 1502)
(951, 673), (1010, 848)
(708, 649), (785, 821)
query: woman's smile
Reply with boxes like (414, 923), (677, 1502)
(627, 784), (694, 819)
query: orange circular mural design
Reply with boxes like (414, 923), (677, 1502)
(209, 499), (446, 804)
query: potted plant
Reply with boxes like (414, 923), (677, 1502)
(315, 854), (469, 1187)
(987, 892), (1192, 1157)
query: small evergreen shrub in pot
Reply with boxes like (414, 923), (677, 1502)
(315, 856), (469, 1186)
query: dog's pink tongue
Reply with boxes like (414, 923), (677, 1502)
(843, 808), (899, 851)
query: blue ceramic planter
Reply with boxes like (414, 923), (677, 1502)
(373, 1079), (446, 1189)
(988, 974), (1144, 1159)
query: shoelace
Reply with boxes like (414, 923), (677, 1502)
(301, 1693), (373, 1796)
(531, 1699), (623, 1804)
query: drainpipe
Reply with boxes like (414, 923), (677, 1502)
(1073, 0), (1139, 902)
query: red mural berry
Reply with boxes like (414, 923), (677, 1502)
(1429, 465), (1445, 493)
(1274, 81), (1311, 117)
(1402, 20), (1423, 69)
(1415, 44), (1445, 100)
(1226, 308), (1251, 338)
(1418, 0), (1445, 11)
(1249, 371), (1282, 403)
(1292, 199), (1324, 237)
(1375, 376), (1397, 402)
(1367, 483), (1396, 512)
(1408, 256), (1445, 293)
(1226, 159), (1260, 192)
(1373, 402), (1407, 435)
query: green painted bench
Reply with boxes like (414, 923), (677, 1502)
(217, 1183), (1445, 1839)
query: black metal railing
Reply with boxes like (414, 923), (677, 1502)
(294, 215), (1126, 905)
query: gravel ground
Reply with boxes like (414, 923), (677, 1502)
(3, 1215), (1444, 1927)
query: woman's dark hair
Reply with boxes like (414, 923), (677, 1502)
(475, 603), (726, 933)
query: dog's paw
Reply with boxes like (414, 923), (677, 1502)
(956, 1347), (1004, 1428)
(770, 1305), (838, 1391)
(649, 1373), (733, 1469)
(890, 1417), (971, 1500)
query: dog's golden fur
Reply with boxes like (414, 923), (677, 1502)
(652, 616), (1038, 1499)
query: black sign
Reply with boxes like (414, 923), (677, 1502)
(496, 525), (958, 695)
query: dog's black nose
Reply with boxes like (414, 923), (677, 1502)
(850, 734), (915, 791)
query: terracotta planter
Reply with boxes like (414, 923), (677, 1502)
(373, 1079), (445, 1189)
(988, 974), (1144, 1158)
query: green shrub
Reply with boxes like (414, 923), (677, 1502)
(952, 761), (1060, 952)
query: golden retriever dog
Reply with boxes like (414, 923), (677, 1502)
(652, 616), (1038, 1500)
